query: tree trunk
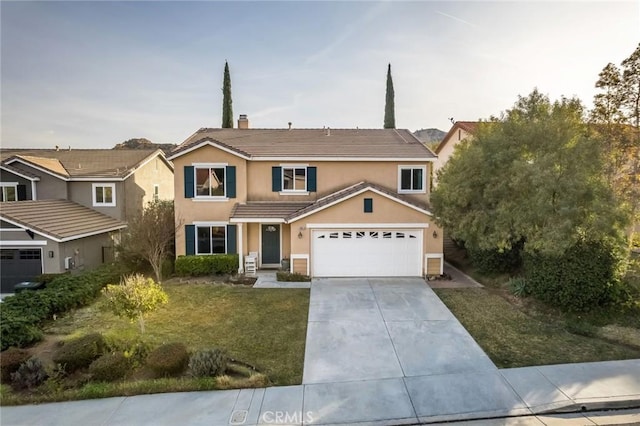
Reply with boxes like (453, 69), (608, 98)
(138, 314), (145, 334)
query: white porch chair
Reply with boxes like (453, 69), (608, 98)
(245, 251), (258, 274)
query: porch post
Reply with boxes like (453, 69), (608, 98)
(238, 223), (244, 273)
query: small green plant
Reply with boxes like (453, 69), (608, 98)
(146, 343), (189, 377)
(10, 358), (48, 390)
(102, 274), (169, 334)
(0, 347), (30, 383)
(52, 333), (106, 372)
(105, 336), (152, 368)
(276, 271), (311, 282)
(508, 276), (529, 297)
(188, 348), (228, 378)
(89, 353), (130, 382)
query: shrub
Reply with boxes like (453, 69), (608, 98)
(146, 343), (189, 377)
(507, 277), (529, 297)
(175, 255), (239, 276)
(188, 348), (228, 378)
(89, 353), (130, 382)
(0, 265), (121, 350)
(105, 337), (152, 368)
(0, 347), (30, 383)
(34, 272), (70, 285)
(52, 333), (106, 372)
(10, 358), (48, 390)
(524, 239), (624, 312)
(276, 271), (311, 282)
(468, 240), (523, 275)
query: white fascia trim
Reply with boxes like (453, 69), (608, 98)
(192, 221), (229, 226)
(59, 225), (127, 243)
(0, 182), (18, 186)
(288, 186), (432, 223)
(229, 218), (285, 223)
(0, 240), (48, 246)
(0, 228), (27, 232)
(306, 223), (430, 229)
(0, 166), (39, 181)
(290, 254), (310, 275)
(279, 191), (309, 196)
(253, 156), (436, 162)
(122, 151), (174, 180)
(192, 162), (229, 167)
(0, 217), (58, 241)
(71, 177), (124, 182)
(5, 158), (70, 181)
(168, 141), (250, 161)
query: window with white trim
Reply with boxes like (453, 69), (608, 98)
(196, 225), (226, 254)
(0, 184), (18, 202)
(398, 166), (426, 193)
(195, 166), (225, 197)
(153, 184), (159, 201)
(282, 167), (306, 192)
(92, 183), (116, 206)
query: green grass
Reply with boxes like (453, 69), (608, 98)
(46, 282), (310, 385)
(434, 288), (640, 368)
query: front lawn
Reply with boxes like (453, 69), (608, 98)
(1, 281), (309, 405)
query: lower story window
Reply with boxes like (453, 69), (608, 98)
(196, 225), (226, 254)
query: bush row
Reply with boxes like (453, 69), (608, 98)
(467, 239), (524, 275)
(174, 255), (239, 277)
(1, 266), (122, 350)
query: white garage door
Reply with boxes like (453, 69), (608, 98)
(312, 229), (423, 277)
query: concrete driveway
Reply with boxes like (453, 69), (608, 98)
(303, 277), (497, 384)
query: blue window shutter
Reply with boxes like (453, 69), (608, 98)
(272, 166), (282, 192)
(364, 198), (373, 213)
(226, 225), (237, 254)
(226, 166), (236, 198)
(184, 166), (194, 198)
(185, 225), (195, 255)
(307, 167), (317, 192)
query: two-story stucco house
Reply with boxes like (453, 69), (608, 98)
(0, 149), (174, 291)
(169, 119), (444, 278)
(432, 121), (478, 187)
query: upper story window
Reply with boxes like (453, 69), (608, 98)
(153, 184), (159, 201)
(196, 166), (225, 197)
(398, 166), (426, 194)
(92, 183), (116, 207)
(0, 183), (18, 202)
(283, 167), (306, 192)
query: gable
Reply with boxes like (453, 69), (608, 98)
(289, 188), (431, 225)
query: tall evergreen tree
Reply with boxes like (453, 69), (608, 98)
(384, 63), (395, 129)
(222, 61), (233, 128)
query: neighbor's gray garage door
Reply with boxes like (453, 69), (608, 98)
(0, 249), (42, 292)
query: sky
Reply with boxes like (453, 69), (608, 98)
(1, 1), (639, 149)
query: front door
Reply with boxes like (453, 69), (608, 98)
(261, 224), (281, 266)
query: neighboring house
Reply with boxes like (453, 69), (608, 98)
(432, 121), (478, 186)
(169, 118), (444, 278)
(0, 149), (174, 290)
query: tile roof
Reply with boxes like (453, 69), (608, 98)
(0, 149), (167, 179)
(229, 182), (431, 222)
(170, 128), (436, 160)
(230, 202), (312, 220)
(287, 181), (432, 221)
(0, 200), (127, 242)
(435, 121), (479, 154)
(0, 163), (40, 180)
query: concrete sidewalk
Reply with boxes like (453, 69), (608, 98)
(2, 359), (639, 425)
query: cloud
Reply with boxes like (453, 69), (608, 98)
(435, 10), (478, 28)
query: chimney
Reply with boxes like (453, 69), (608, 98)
(238, 114), (249, 129)
(288, 122), (292, 130)
(326, 127), (331, 136)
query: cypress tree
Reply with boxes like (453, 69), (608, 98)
(222, 61), (233, 128)
(384, 63), (396, 129)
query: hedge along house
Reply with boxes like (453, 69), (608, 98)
(0, 200), (126, 292)
(169, 117), (444, 278)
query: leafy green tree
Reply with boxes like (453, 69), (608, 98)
(118, 200), (180, 282)
(222, 61), (233, 128)
(102, 274), (168, 334)
(592, 44), (640, 246)
(432, 89), (627, 256)
(383, 63), (395, 129)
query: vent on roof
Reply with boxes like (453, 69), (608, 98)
(238, 114), (249, 129)
(288, 122), (292, 130)
(326, 127), (331, 136)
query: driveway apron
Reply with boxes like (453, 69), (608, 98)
(303, 277), (497, 384)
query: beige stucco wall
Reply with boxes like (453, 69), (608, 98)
(433, 128), (472, 185)
(127, 156), (175, 219)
